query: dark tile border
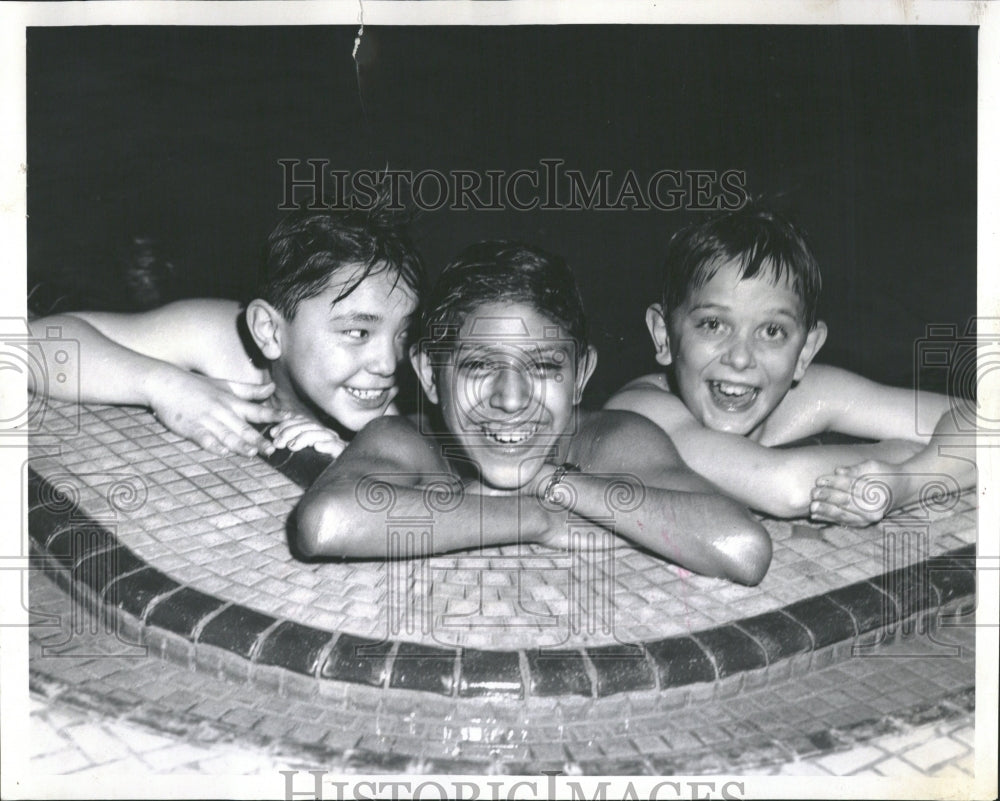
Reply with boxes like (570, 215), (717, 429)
(28, 466), (979, 701)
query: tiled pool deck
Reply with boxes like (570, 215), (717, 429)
(25, 399), (982, 778)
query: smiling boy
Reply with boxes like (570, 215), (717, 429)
(28, 204), (423, 457)
(606, 204), (976, 525)
(296, 241), (771, 585)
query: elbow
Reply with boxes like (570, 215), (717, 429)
(717, 510), (773, 586)
(761, 466), (815, 519)
(767, 495), (811, 521)
(295, 492), (348, 559)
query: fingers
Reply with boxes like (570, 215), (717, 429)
(237, 400), (292, 425)
(810, 475), (886, 526)
(310, 436), (347, 457)
(810, 485), (852, 508)
(809, 500), (878, 528)
(224, 380), (278, 401)
(154, 374), (344, 458)
(269, 417), (346, 455)
(269, 418), (315, 449)
(174, 403), (276, 458)
(189, 427), (261, 458)
(202, 418), (276, 458)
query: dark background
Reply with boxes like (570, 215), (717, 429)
(26, 26), (976, 406)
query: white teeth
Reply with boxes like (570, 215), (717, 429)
(345, 387), (386, 400)
(484, 428), (536, 444)
(712, 381), (755, 397)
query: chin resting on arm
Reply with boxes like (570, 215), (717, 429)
(296, 414), (772, 585)
(295, 417), (556, 559)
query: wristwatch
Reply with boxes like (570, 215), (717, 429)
(542, 462), (580, 505)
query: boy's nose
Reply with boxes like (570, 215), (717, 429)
(365, 335), (397, 377)
(721, 334), (756, 370)
(488, 366), (532, 413)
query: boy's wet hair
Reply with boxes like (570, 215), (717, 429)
(420, 241), (588, 355)
(661, 204), (822, 330)
(258, 199), (425, 318)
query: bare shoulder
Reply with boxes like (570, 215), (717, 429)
(74, 298), (242, 329)
(604, 373), (692, 434)
(612, 372), (670, 395)
(136, 299), (247, 344)
(766, 364), (876, 434)
(571, 408), (682, 472)
(779, 362), (946, 441)
(792, 363), (868, 396)
(77, 299), (255, 379)
(341, 415), (444, 473)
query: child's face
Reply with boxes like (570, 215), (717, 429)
(649, 260), (826, 439)
(270, 266), (418, 431)
(415, 301), (596, 490)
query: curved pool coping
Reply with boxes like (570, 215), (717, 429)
(27, 455), (978, 704)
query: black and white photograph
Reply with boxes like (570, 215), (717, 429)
(1, 2), (996, 799)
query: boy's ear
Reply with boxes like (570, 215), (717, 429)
(246, 299), (285, 360)
(645, 303), (672, 366)
(794, 320), (828, 381)
(573, 345), (599, 404)
(409, 344), (439, 405)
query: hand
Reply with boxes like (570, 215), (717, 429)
(150, 373), (289, 457)
(268, 414), (348, 457)
(810, 459), (912, 527)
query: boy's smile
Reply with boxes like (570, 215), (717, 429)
(417, 301), (596, 490)
(653, 260), (825, 440)
(268, 265), (418, 431)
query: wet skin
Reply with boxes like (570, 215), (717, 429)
(419, 301), (592, 491)
(662, 261), (821, 441)
(269, 266), (418, 432)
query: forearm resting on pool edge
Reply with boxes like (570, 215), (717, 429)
(294, 478), (557, 559)
(542, 471), (772, 585)
(686, 437), (927, 520)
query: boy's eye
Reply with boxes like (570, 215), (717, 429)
(529, 360), (562, 376)
(461, 359), (495, 373)
(760, 323), (788, 341)
(343, 328), (369, 340)
(695, 317), (726, 333)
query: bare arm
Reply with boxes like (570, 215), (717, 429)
(607, 386), (921, 519)
(27, 306), (287, 456)
(538, 411), (772, 585)
(28, 311), (198, 406)
(811, 401), (977, 525)
(295, 417), (555, 558)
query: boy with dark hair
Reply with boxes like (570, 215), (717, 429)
(28, 204), (424, 457)
(606, 204), (976, 526)
(296, 241), (772, 585)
